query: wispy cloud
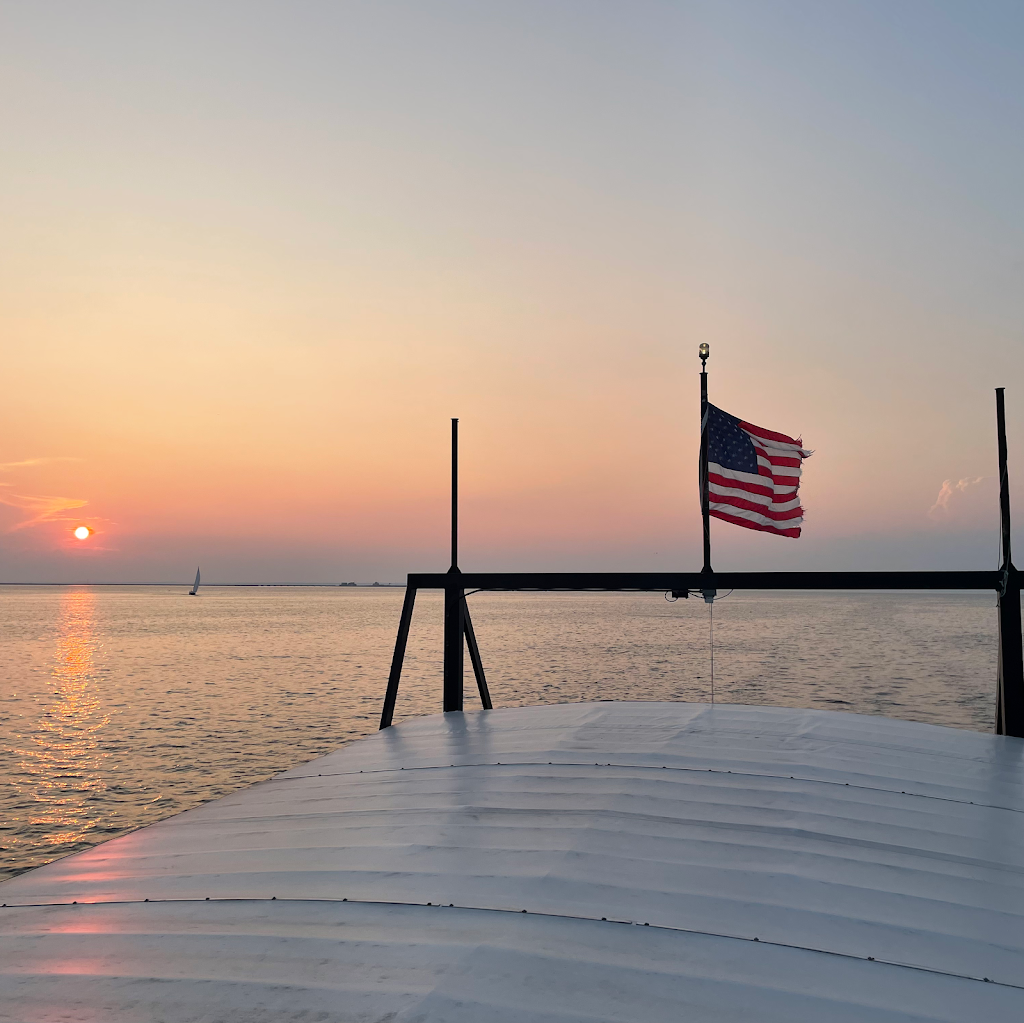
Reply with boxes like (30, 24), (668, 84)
(0, 457), (90, 533)
(0, 492), (88, 532)
(0, 456), (82, 472)
(929, 476), (986, 519)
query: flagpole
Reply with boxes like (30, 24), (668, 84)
(698, 345), (717, 608)
(699, 344), (711, 574)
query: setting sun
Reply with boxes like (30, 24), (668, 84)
(74, 526), (91, 540)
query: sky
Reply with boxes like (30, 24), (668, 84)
(2, 1), (1023, 583)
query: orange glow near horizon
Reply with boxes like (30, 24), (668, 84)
(0, 4), (1021, 581)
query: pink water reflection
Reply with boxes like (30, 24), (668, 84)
(20, 589), (110, 852)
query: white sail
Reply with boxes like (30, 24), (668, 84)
(190, 567), (200, 594)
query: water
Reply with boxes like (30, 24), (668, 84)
(0, 585), (999, 882)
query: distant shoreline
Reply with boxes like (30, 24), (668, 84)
(0, 582), (404, 588)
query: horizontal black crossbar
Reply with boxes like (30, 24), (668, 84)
(408, 571), (1000, 591)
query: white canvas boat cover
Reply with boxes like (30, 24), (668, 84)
(2, 701), (1023, 1022)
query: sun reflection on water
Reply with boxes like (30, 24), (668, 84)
(20, 589), (110, 853)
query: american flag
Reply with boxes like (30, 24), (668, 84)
(704, 404), (811, 537)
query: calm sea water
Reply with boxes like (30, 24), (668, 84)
(0, 585), (999, 882)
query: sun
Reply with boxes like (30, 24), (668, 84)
(74, 526), (91, 540)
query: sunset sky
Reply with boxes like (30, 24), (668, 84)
(2, 1), (1023, 583)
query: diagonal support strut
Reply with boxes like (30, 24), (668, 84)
(463, 604), (491, 709)
(379, 586), (416, 729)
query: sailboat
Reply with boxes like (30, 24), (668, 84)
(188, 567), (200, 595)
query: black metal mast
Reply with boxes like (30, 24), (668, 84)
(995, 388), (1023, 736)
(451, 417), (459, 570)
(698, 344), (716, 603)
(699, 345), (711, 574)
(443, 418), (464, 711)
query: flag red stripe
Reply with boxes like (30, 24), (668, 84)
(756, 457), (801, 477)
(710, 507), (801, 538)
(709, 467), (800, 497)
(749, 464), (802, 487)
(709, 483), (802, 512)
(711, 492), (804, 521)
(755, 452), (802, 468)
(708, 470), (773, 498)
(740, 420), (803, 447)
(709, 500), (804, 527)
(754, 463), (801, 484)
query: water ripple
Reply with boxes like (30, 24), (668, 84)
(0, 585), (1000, 881)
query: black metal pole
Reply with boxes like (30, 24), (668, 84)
(380, 584), (417, 729)
(451, 418), (458, 571)
(443, 418), (464, 711)
(997, 568), (1022, 736)
(443, 580), (464, 711)
(698, 345), (716, 603)
(997, 389), (1012, 572)
(699, 347), (711, 575)
(995, 388), (1023, 737)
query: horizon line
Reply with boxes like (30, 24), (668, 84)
(0, 581), (405, 588)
